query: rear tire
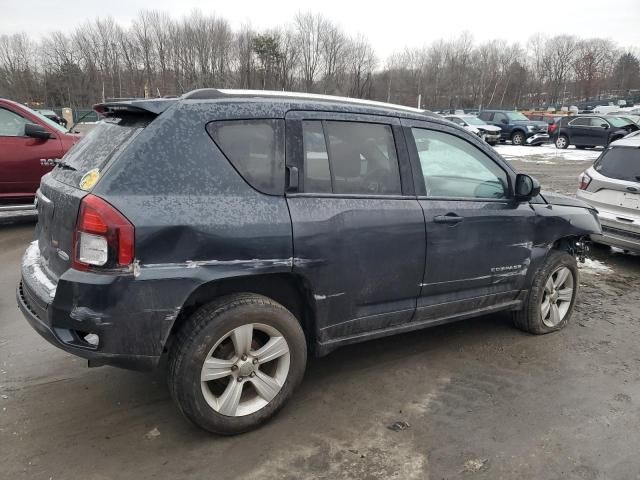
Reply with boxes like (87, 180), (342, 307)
(513, 250), (578, 335)
(555, 135), (569, 149)
(511, 131), (525, 146)
(168, 294), (307, 435)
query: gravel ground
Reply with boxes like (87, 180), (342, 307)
(1, 144), (639, 480)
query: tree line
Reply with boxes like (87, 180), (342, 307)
(1, 10), (639, 110)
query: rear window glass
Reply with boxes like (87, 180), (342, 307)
(53, 115), (152, 187)
(594, 147), (640, 183)
(207, 119), (285, 195)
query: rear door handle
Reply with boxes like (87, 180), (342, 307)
(434, 214), (464, 224)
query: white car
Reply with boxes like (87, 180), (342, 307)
(576, 135), (640, 253)
(444, 115), (502, 145)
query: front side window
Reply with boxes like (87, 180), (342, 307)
(589, 117), (607, 127)
(0, 107), (29, 136)
(412, 128), (508, 199)
(494, 113), (507, 123)
(207, 119), (285, 195)
(301, 120), (402, 195)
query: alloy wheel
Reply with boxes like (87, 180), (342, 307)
(556, 136), (568, 149)
(200, 323), (290, 417)
(540, 266), (575, 328)
(513, 133), (524, 145)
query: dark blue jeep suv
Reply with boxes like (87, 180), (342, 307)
(479, 109), (550, 145)
(18, 89), (600, 434)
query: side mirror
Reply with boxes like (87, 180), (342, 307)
(501, 119), (508, 125)
(515, 173), (541, 201)
(24, 123), (53, 140)
(601, 123), (609, 129)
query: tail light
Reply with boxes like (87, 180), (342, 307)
(72, 194), (134, 272)
(579, 172), (592, 190)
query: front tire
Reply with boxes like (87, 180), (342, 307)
(168, 294), (307, 435)
(513, 250), (578, 334)
(511, 131), (525, 146)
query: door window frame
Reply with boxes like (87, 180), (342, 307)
(401, 118), (516, 202)
(285, 110), (415, 199)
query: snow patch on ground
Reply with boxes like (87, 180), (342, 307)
(494, 144), (602, 162)
(579, 258), (613, 275)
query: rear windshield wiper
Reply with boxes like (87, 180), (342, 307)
(55, 160), (77, 171)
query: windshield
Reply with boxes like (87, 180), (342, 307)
(21, 104), (68, 133)
(505, 112), (528, 121)
(463, 116), (487, 126)
(608, 117), (632, 127)
(594, 147), (640, 183)
(620, 115), (640, 125)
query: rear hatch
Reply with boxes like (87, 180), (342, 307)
(36, 112), (155, 281)
(587, 146), (640, 230)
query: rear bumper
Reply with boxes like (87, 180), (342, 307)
(17, 241), (189, 371)
(17, 281), (157, 370)
(589, 211), (640, 252)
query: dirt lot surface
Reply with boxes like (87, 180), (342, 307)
(2, 145), (640, 480)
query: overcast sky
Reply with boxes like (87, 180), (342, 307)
(2, 0), (639, 59)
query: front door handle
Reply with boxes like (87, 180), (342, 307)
(434, 213), (464, 224)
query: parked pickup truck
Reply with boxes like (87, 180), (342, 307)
(479, 110), (550, 146)
(0, 98), (79, 206)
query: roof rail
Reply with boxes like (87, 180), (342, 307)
(182, 88), (431, 115)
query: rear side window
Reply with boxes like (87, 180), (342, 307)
(301, 120), (401, 195)
(594, 147), (640, 183)
(207, 119), (285, 195)
(302, 121), (331, 193)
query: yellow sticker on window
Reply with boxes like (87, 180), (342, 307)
(79, 168), (101, 191)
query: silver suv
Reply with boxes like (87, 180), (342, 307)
(576, 135), (640, 252)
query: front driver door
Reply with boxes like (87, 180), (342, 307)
(403, 119), (536, 322)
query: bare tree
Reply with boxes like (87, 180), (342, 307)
(294, 12), (325, 92)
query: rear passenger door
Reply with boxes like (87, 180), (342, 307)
(402, 119), (536, 321)
(285, 111), (425, 342)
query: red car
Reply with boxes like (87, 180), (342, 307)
(0, 99), (80, 205)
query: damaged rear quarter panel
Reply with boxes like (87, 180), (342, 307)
(82, 101), (294, 358)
